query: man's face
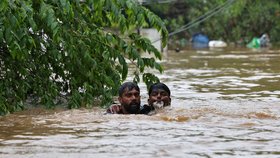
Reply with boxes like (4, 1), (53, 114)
(148, 88), (171, 107)
(118, 88), (141, 114)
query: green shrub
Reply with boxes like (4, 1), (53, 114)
(0, 0), (168, 114)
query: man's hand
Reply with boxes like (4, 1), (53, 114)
(106, 104), (122, 114)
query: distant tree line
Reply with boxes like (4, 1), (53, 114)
(145, 0), (280, 47)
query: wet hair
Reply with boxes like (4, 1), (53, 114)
(119, 82), (140, 97)
(148, 83), (170, 96)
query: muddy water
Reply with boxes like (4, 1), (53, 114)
(1, 48), (280, 158)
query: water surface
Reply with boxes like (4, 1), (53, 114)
(1, 48), (280, 158)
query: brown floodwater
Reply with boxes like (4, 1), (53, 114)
(1, 48), (280, 158)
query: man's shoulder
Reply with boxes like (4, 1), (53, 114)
(140, 104), (154, 115)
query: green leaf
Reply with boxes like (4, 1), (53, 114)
(118, 55), (128, 80)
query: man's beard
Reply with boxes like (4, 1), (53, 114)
(153, 101), (164, 109)
(123, 102), (140, 114)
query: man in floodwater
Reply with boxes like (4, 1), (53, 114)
(140, 82), (171, 115)
(106, 82), (141, 114)
(106, 82), (171, 115)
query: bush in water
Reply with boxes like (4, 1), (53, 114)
(0, 0), (168, 115)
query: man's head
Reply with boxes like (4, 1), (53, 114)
(148, 83), (171, 108)
(118, 82), (141, 114)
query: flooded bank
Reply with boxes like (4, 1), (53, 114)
(1, 48), (280, 157)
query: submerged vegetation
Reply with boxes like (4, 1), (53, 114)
(0, 0), (168, 115)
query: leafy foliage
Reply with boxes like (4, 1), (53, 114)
(0, 0), (168, 115)
(189, 0), (280, 43)
(146, 0), (280, 46)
